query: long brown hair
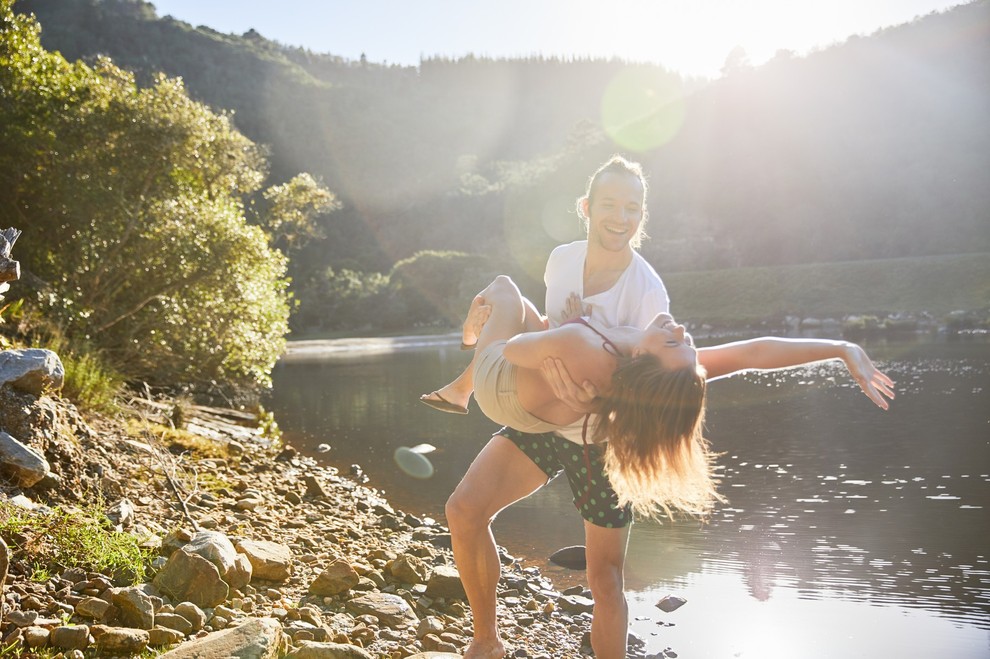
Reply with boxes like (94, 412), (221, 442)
(593, 353), (722, 519)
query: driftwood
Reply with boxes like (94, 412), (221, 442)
(129, 397), (263, 445)
(0, 228), (20, 284)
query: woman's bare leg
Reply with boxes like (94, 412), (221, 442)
(422, 276), (545, 411)
(584, 521), (632, 659)
(446, 435), (549, 659)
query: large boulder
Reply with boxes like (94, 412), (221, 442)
(0, 349), (64, 396)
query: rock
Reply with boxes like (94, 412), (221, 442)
(0, 431), (50, 487)
(23, 626), (49, 648)
(656, 594), (687, 613)
(0, 348), (64, 395)
(184, 531), (239, 580)
(389, 554), (430, 584)
(236, 539), (293, 581)
(345, 593), (419, 627)
(155, 612), (194, 635)
(174, 601), (207, 632)
(416, 616), (445, 639)
(149, 626), (186, 646)
(153, 548), (229, 608)
(309, 560), (360, 596)
(285, 641), (375, 658)
(50, 624), (90, 650)
(93, 626), (150, 654)
(425, 565), (466, 600)
(6, 609), (39, 627)
(228, 551), (254, 591)
(74, 596), (113, 621)
(304, 475), (330, 498)
(558, 594), (595, 614)
(548, 545), (587, 570)
(111, 586), (155, 629)
(157, 617), (286, 659)
(106, 497), (135, 529)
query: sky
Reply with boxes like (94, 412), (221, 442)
(148, 0), (965, 78)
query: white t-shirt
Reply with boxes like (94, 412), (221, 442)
(543, 240), (670, 444)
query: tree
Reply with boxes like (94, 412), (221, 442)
(0, 0), (305, 391)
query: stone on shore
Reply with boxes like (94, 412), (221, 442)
(425, 565), (466, 600)
(345, 593), (419, 627)
(111, 586), (156, 629)
(158, 617), (286, 659)
(153, 548), (229, 608)
(309, 560), (360, 596)
(237, 539), (293, 581)
(285, 640), (376, 658)
(0, 348), (64, 395)
(92, 625), (150, 654)
(0, 431), (50, 487)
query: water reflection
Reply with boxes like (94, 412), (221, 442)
(269, 337), (990, 656)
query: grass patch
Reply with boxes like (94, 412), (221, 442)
(124, 418), (238, 464)
(664, 252), (990, 326)
(0, 500), (150, 584)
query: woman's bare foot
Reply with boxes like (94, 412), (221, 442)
(462, 637), (507, 659)
(419, 384), (470, 415)
(461, 295), (492, 349)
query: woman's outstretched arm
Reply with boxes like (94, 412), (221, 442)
(699, 338), (895, 409)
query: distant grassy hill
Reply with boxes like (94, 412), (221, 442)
(665, 252), (990, 326)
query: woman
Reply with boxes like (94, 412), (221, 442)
(428, 274), (895, 520)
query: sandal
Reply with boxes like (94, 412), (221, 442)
(419, 391), (469, 415)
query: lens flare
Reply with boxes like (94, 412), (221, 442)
(601, 67), (686, 152)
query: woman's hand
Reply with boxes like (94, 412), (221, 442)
(559, 293), (589, 324)
(842, 343), (896, 410)
(542, 357), (599, 413)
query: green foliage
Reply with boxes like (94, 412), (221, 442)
(290, 266), (390, 334)
(257, 172), (341, 252)
(49, 340), (123, 413)
(0, 499), (150, 584)
(665, 252), (990, 327)
(388, 251), (498, 329)
(0, 1), (334, 391)
(11, 0), (989, 339)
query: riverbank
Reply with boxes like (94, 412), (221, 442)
(0, 391), (639, 657)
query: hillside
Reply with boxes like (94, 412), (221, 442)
(14, 0), (990, 333)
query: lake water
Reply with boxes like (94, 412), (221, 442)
(269, 334), (990, 658)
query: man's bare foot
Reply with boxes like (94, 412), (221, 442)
(462, 637), (507, 659)
(461, 295), (492, 349)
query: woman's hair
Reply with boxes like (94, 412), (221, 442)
(576, 155), (650, 249)
(593, 353), (722, 520)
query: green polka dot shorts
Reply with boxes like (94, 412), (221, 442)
(498, 426), (631, 528)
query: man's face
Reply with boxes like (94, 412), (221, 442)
(586, 172), (645, 252)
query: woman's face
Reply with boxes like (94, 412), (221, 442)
(635, 313), (697, 370)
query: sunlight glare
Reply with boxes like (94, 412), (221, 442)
(601, 67), (685, 152)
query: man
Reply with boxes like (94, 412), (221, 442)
(439, 155), (669, 659)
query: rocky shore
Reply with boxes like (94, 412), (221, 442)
(0, 349), (680, 658)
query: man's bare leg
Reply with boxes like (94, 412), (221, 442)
(446, 435), (549, 658)
(584, 521), (631, 659)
